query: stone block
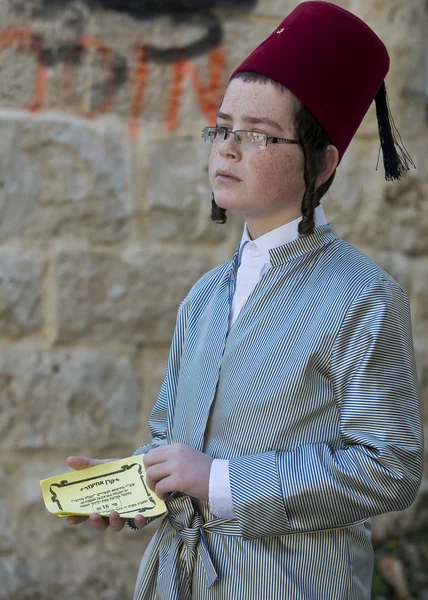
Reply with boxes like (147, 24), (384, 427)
(352, 174), (428, 256)
(414, 337), (428, 432)
(0, 348), (141, 448)
(0, 248), (44, 338)
(358, 249), (414, 297)
(323, 138), (378, 241)
(56, 246), (208, 345)
(0, 41), (40, 111)
(0, 556), (27, 600)
(350, 1), (426, 138)
(0, 543), (140, 600)
(145, 138), (227, 243)
(0, 113), (132, 244)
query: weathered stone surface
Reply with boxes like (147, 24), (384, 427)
(223, 19), (280, 76)
(0, 5), (231, 130)
(353, 247), (414, 298)
(0, 44), (40, 112)
(355, 254), (428, 353)
(56, 247), (208, 344)
(0, 539), (140, 600)
(372, 482), (428, 541)
(349, 174), (428, 255)
(415, 345), (428, 439)
(351, 0), (426, 138)
(253, 0), (352, 18)
(0, 248), (44, 338)
(323, 139), (372, 241)
(145, 138), (227, 243)
(0, 454), (157, 600)
(0, 467), (13, 552)
(0, 114), (132, 244)
(407, 263), (428, 351)
(0, 556), (28, 600)
(0, 348), (141, 448)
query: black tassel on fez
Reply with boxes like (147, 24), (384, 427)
(375, 81), (416, 181)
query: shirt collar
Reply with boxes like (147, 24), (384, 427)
(238, 204), (328, 266)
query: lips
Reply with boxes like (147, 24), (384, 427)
(215, 169), (241, 181)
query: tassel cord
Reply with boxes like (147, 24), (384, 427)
(375, 81), (416, 180)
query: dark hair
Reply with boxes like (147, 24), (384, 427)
(211, 72), (336, 235)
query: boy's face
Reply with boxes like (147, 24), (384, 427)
(209, 78), (306, 238)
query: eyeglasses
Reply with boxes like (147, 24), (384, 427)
(202, 126), (299, 150)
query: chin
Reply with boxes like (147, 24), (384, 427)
(213, 191), (238, 210)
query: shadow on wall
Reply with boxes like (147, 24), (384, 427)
(10, 0), (258, 61)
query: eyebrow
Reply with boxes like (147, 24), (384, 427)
(217, 111), (284, 133)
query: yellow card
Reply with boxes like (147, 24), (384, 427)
(40, 456), (167, 519)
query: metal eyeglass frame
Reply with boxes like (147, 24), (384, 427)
(201, 126), (299, 147)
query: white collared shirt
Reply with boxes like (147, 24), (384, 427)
(209, 204), (329, 519)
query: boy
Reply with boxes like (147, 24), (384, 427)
(68, 3), (424, 598)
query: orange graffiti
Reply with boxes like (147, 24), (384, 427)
(166, 59), (187, 132)
(28, 63), (48, 113)
(129, 43), (149, 141)
(0, 27), (226, 140)
(166, 46), (225, 132)
(0, 28), (47, 113)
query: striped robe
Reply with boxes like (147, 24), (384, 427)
(133, 223), (424, 600)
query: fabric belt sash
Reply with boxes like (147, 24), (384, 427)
(156, 494), (241, 600)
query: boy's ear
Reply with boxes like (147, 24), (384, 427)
(316, 145), (339, 188)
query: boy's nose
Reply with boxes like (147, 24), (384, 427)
(219, 135), (240, 159)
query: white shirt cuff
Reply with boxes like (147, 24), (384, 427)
(208, 459), (237, 519)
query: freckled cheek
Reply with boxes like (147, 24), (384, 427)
(249, 153), (305, 192)
(248, 154), (287, 189)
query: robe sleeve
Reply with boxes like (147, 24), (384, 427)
(229, 277), (425, 540)
(148, 296), (191, 444)
(129, 298), (191, 529)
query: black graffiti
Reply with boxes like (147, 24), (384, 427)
(97, 0), (257, 19)
(9, 0), (257, 62)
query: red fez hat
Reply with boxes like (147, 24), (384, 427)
(230, 1), (414, 180)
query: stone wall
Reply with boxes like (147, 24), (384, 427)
(0, 1), (426, 598)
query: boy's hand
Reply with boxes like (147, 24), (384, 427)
(65, 456), (147, 531)
(144, 444), (213, 502)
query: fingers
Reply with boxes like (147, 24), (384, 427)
(146, 463), (171, 493)
(154, 475), (175, 501)
(67, 512), (106, 529)
(66, 456), (100, 470)
(67, 515), (89, 525)
(65, 456), (149, 531)
(89, 513), (110, 531)
(66, 456), (118, 470)
(134, 514), (147, 528)
(108, 511), (127, 532)
(68, 512), (110, 531)
(143, 446), (171, 468)
(67, 511), (147, 531)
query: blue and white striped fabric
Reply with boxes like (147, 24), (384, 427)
(133, 223), (424, 600)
